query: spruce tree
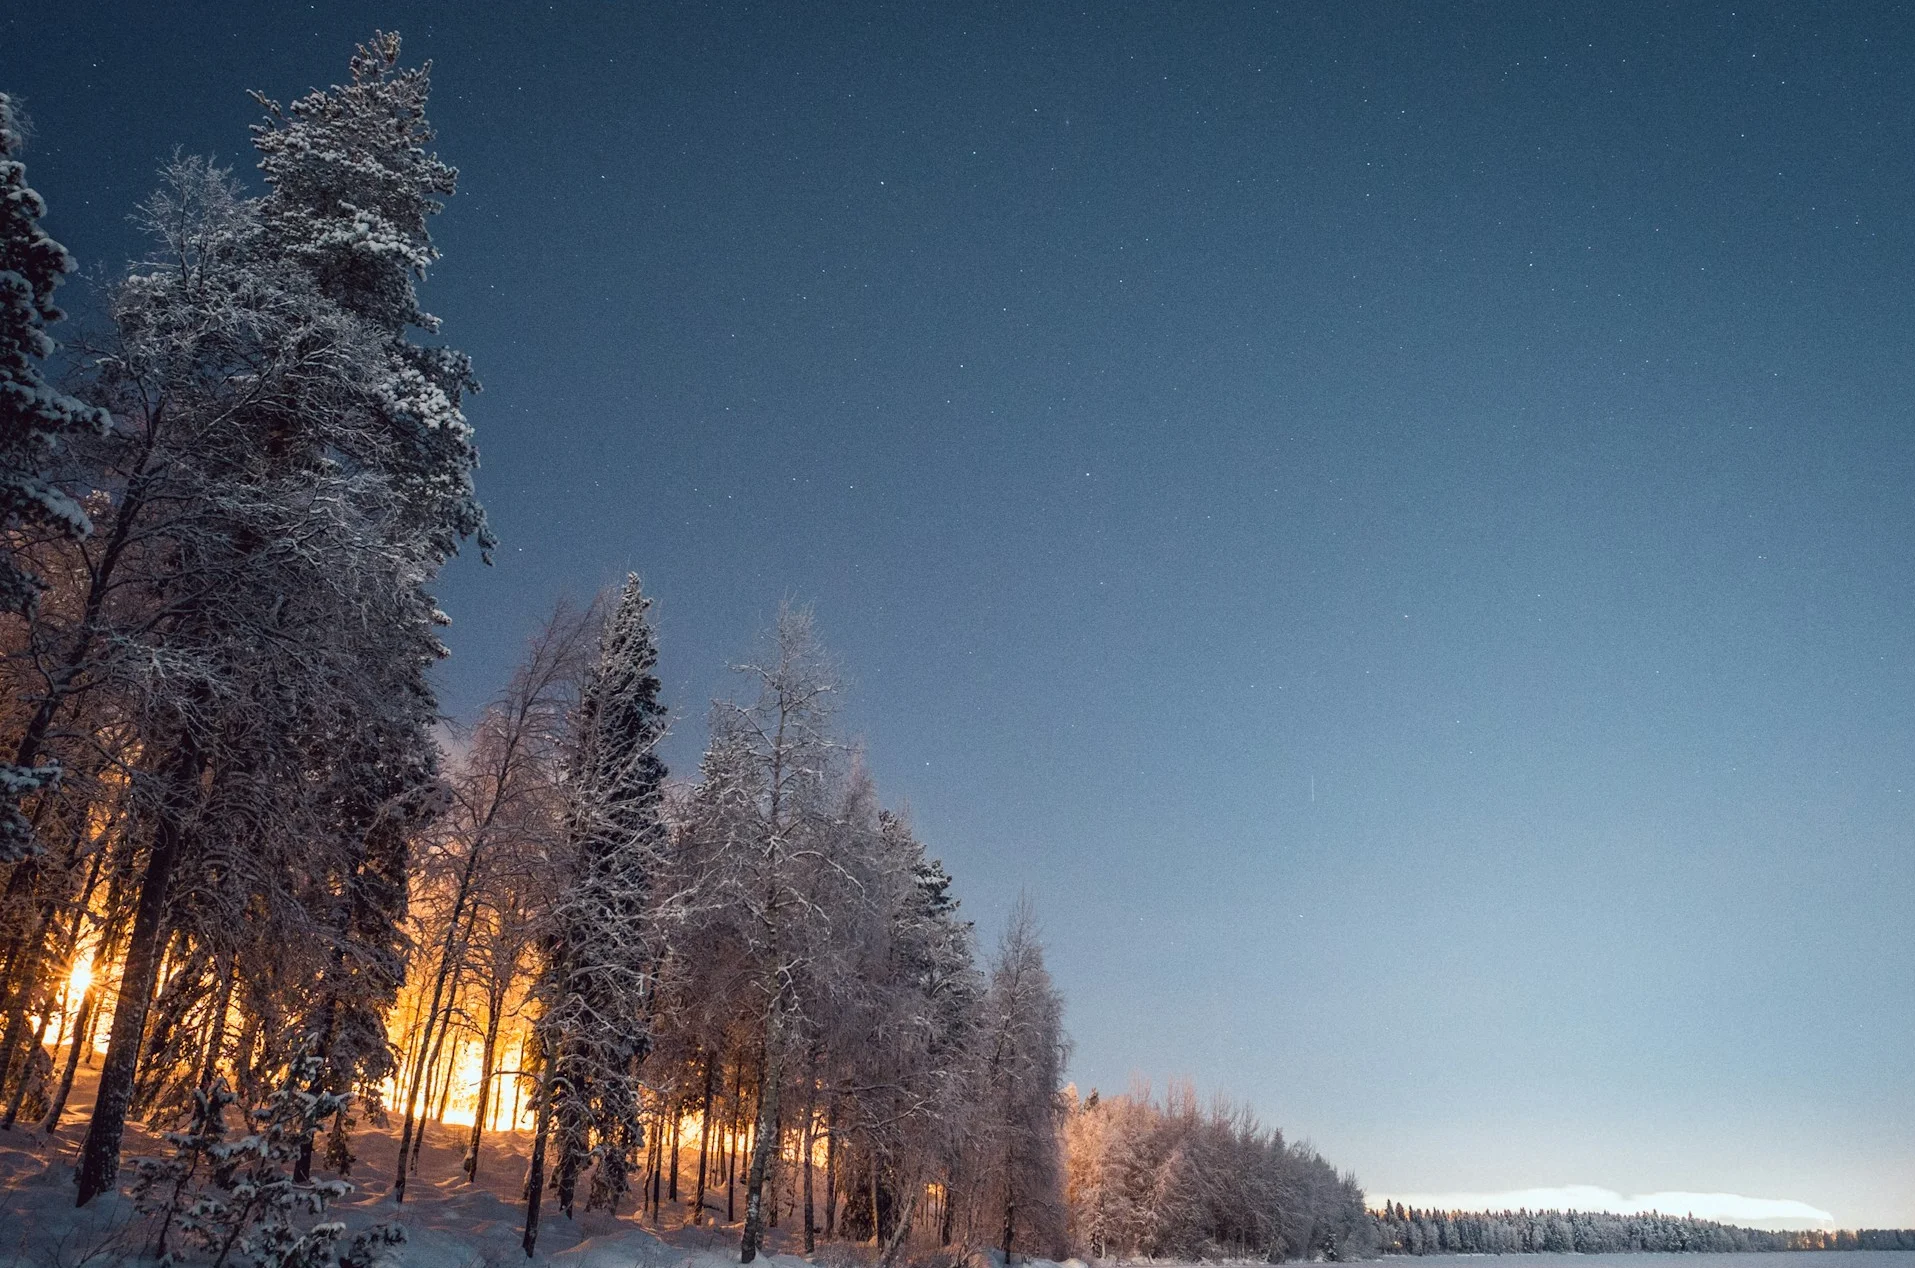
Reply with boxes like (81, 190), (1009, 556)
(523, 575), (668, 1253)
(0, 93), (108, 859)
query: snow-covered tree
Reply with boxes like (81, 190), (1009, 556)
(827, 803), (981, 1260)
(522, 575), (668, 1252)
(390, 601), (592, 1200)
(696, 604), (849, 1263)
(68, 32), (486, 1203)
(1061, 1080), (1376, 1262)
(971, 898), (1068, 1263)
(61, 151), (424, 1204)
(0, 93), (106, 613)
(251, 30), (487, 565)
(0, 92), (108, 860)
(131, 1058), (360, 1268)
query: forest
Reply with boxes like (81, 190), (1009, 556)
(1370, 1205), (1915, 1257)
(0, 32), (1377, 1268)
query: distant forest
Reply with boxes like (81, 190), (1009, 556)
(1373, 1203), (1915, 1256)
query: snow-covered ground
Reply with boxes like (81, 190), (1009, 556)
(0, 1071), (1068, 1268)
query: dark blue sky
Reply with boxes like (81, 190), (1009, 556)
(8, 1), (1912, 1227)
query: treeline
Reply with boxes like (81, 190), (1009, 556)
(1065, 1083), (1375, 1263)
(1788, 1230), (1915, 1252)
(1373, 1203), (1915, 1256)
(0, 33), (1076, 1266)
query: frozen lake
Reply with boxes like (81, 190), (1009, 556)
(1370, 1256), (1915, 1268)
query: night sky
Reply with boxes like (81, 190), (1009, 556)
(7, 1), (1912, 1228)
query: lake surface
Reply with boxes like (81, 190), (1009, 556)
(1380, 1256), (1915, 1268)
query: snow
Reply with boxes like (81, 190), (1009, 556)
(0, 1068), (1069, 1268)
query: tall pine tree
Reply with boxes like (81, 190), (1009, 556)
(73, 32), (487, 1204)
(247, 29), (490, 1174)
(523, 575), (668, 1253)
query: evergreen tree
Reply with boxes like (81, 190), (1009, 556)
(251, 30), (487, 563)
(73, 31), (486, 1203)
(0, 92), (108, 860)
(523, 575), (668, 1253)
(246, 28), (488, 1179)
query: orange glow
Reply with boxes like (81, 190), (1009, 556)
(67, 951), (94, 999)
(376, 1044), (537, 1132)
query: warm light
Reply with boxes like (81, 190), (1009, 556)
(438, 1043), (489, 1127)
(67, 951), (94, 999)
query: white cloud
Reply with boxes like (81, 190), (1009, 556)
(1369, 1186), (1834, 1228)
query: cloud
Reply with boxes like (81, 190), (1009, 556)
(1369, 1186), (1834, 1228)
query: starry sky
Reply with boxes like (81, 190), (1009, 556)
(7, 0), (1912, 1229)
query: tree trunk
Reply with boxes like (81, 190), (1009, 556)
(823, 1094), (838, 1240)
(668, 1093), (682, 1200)
(433, 1032), (462, 1123)
(195, 949), (235, 1092)
(880, 1180), (918, 1268)
(801, 1061), (817, 1253)
(509, 1032), (526, 1128)
(74, 740), (205, 1206)
(769, 1099), (782, 1230)
(646, 1104), (662, 1222)
(85, 978), (109, 1067)
(739, 1032), (785, 1262)
(463, 988), (503, 1182)
(41, 978), (94, 1132)
(691, 1047), (715, 1224)
(521, 1072), (554, 1258)
(727, 1056), (744, 1222)
(47, 972), (73, 1058)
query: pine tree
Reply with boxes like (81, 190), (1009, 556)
(523, 575), (668, 1254)
(0, 93), (108, 860)
(74, 32), (486, 1202)
(248, 36), (490, 1156)
(250, 30), (487, 563)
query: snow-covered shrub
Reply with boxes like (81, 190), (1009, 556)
(131, 1080), (236, 1261)
(130, 1059), (355, 1268)
(335, 1223), (407, 1268)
